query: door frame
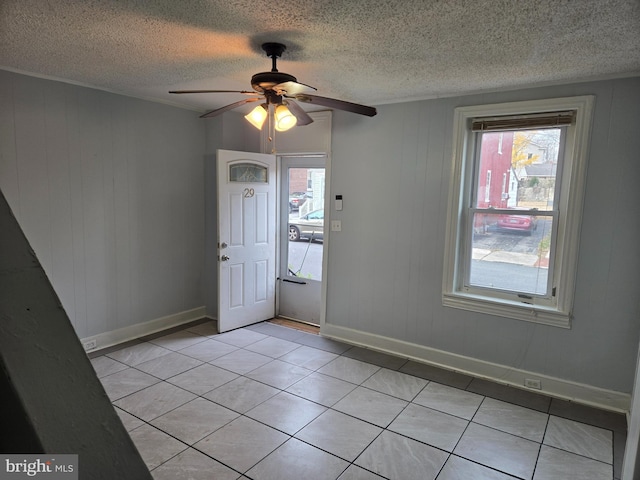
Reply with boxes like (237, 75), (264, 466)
(275, 152), (331, 330)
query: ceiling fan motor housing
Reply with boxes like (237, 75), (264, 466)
(250, 71), (297, 94)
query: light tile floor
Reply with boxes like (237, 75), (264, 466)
(91, 320), (626, 480)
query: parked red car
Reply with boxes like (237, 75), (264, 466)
(497, 211), (538, 235)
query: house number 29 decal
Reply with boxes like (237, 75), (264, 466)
(243, 188), (255, 198)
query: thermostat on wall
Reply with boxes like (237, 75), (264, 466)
(335, 194), (343, 211)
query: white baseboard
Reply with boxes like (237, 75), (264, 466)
(81, 306), (208, 353)
(321, 322), (630, 414)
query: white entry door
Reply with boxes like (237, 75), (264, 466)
(217, 149), (276, 332)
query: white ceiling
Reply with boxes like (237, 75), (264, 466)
(1, 0), (639, 116)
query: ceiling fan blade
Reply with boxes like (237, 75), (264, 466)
(272, 81), (317, 96)
(292, 94), (377, 117)
(170, 90), (259, 95)
(200, 98), (260, 118)
(286, 100), (314, 126)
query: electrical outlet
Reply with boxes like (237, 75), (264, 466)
(524, 378), (541, 390)
(83, 339), (97, 351)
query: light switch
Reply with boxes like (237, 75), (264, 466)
(331, 220), (342, 232)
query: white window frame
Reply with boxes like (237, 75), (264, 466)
(442, 96), (594, 328)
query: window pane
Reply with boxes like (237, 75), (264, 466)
(474, 129), (561, 211)
(287, 167), (325, 281)
(469, 213), (552, 296)
(229, 163), (268, 183)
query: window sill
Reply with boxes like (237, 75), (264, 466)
(442, 292), (571, 328)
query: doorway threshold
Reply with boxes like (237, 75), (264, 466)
(269, 317), (319, 335)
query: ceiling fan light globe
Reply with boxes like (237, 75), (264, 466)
(274, 105), (297, 132)
(245, 104), (268, 129)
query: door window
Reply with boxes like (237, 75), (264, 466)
(286, 167), (325, 281)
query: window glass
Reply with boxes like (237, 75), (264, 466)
(468, 129), (561, 297)
(229, 163), (268, 183)
(287, 167), (325, 280)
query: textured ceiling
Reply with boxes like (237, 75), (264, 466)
(1, 0), (639, 115)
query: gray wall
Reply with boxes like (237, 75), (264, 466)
(327, 77), (640, 394)
(0, 70), (206, 339)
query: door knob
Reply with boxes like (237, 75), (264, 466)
(220, 255), (230, 261)
(220, 242), (228, 249)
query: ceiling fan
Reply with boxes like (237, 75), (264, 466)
(169, 42), (377, 130)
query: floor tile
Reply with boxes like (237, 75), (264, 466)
(438, 455), (517, 480)
(544, 415), (613, 464)
(113, 381), (196, 421)
(214, 328), (268, 347)
(413, 382), (483, 420)
(100, 367), (160, 401)
(106, 342), (172, 366)
(317, 356), (380, 384)
(149, 330), (209, 351)
(150, 397), (239, 445)
(246, 437), (349, 480)
(466, 378), (551, 412)
(333, 386), (408, 428)
(128, 424), (187, 470)
(114, 406), (145, 432)
(245, 336), (300, 358)
(194, 416), (289, 473)
(295, 409), (382, 462)
(177, 338), (238, 362)
(286, 371), (357, 407)
(294, 333), (352, 354)
(90, 355), (128, 378)
(246, 391), (326, 435)
(533, 445), (613, 480)
(248, 321), (308, 341)
(342, 346), (407, 370)
(361, 367), (428, 401)
(185, 321), (219, 337)
(246, 359), (313, 389)
(167, 363), (238, 395)
(549, 398), (626, 432)
(355, 430), (448, 480)
(97, 322), (627, 480)
(211, 348), (273, 374)
(473, 397), (549, 442)
(388, 403), (468, 451)
(203, 376), (280, 413)
(135, 351), (203, 379)
(279, 345), (338, 370)
(399, 361), (473, 389)
(337, 465), (384, 480)
(151, 448), (239, 480)
(551, 398), (624, 479)
(454, 423), (539, 479)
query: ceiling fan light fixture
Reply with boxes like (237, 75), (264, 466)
(245, 104), (268, 129)
(274, 104), (297, 132)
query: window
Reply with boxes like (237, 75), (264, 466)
(443, 97), (594, 327)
